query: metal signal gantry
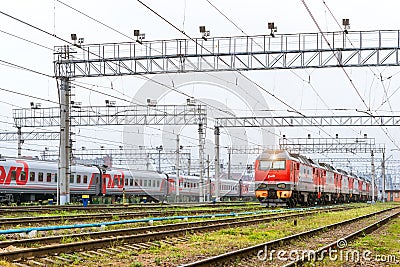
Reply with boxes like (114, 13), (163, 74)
(14, 103), (206, 205)
(279, 137), (386, 154)
(55, 30), (400, 78)
(0, 131), (60, 141)
(13, 105), (207, 127)
(214, 116), (400, 203)
(216, 115), (400, 128)
(53, 29), (400, 204)
(0, 131), (60, 157)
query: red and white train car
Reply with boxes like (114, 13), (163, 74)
(0, 158), (254, 203)
(254, 150), (375, 206)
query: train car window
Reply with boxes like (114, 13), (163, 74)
(11, 171), (16, 181)
(55, 173), (57, 182)
(152, 180), (156, 187)
(46, 173), (51, 182)
(77, 175), (81, 184)
(144, 180), (148, 187)
(135, 180), (139, 186)
(258, 160), (286, 170)
(83, 175), (88, 184)
(130, 179), (133, 186)
(125, 179), (128, 186)
(396, 193), (399, 198)
(157, 180), (160, 187)
(20, 171), (26, 181)
(29, 172), (35, 182)
(70, 175), (74, 184)
(139, 180), (143, 186)
(38, 172), (43, 182)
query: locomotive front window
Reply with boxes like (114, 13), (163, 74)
(259, 160), (286, 170)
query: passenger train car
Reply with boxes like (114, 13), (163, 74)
(0, 158), (254, 204)
(254, 150), (376, 206)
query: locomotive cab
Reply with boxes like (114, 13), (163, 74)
(255, 150), (294, 205)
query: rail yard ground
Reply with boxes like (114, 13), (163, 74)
(0, 202), (397, 266)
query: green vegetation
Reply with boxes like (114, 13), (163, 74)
(310, 217), (400, 267)
(133, 203), (396, 266)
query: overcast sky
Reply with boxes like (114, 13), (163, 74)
(1, 0), (400, 175)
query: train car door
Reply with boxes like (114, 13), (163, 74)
(102, 173), (111, 195)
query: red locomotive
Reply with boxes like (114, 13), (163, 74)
(255, 149), (376, 206)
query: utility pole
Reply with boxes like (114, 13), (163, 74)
(146, 153), (150, 171)
(187, 157), (191, 175)
(176, 134), (180, 201)
(207, 154), (210, 201)
(59, 77), (71, 205)
(382, 151), (386, 202)
(198, 123), (205, 202)
(156, 145), (163, 173)
(214, 127), (220, 201)
(371, 150), (375, 203)
(17, 127), (22, 157)
(228, 147), (231, 180)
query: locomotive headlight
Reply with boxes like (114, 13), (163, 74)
(277, 183), (286, 189)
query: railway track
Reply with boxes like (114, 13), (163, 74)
(180, 207), (399, 267)
(0, 202), (260, 214)
(0, 205), (349, 266)
(0, 207), (266, 228)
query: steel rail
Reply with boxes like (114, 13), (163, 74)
(0, 207), (264, 228)
(283, 210), (400, 266)
(0, 206), (348, 261)
(179, 207), (398, 267)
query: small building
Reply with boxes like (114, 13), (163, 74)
(387, 190), (400, 202)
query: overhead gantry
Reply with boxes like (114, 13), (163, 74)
(46, 29), (400, 204)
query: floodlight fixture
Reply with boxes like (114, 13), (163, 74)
(105, 100), (116, 107)
(147, 98), (157, 106)
(199, 26), (210, 40)
(134, 29), (145, 44)
(71, 34), (77, 41)
(268, 22), (277, 37)
(342, 18), (350, 34)
(71, 101), (82, 108)
(186, 97), (196, 106)
(30, 102), (41, 109)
